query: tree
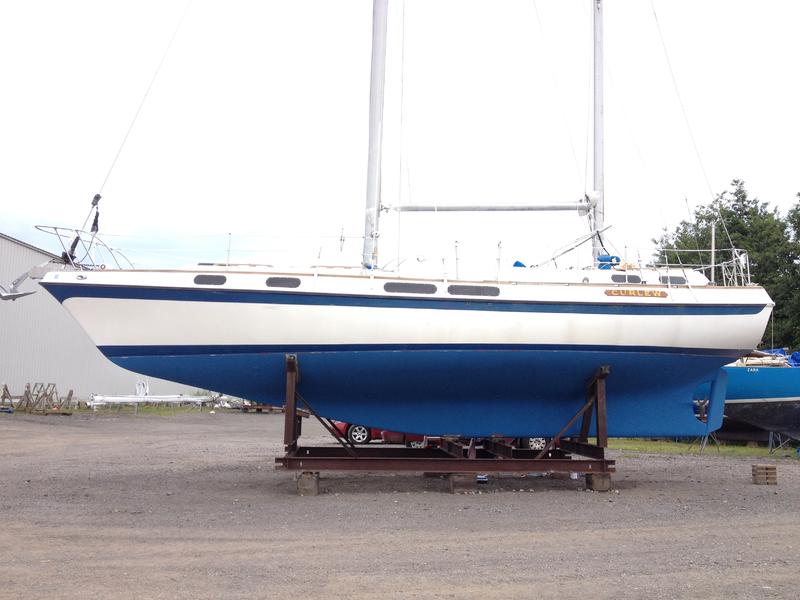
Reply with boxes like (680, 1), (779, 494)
(655, 180), (800, 349)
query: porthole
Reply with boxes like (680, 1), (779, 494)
(193, 274), (226, 285)
(659, 275), (687, 285)
(447, 284), (500, 297)
(383, 282), (437, 294)
(266, 277), (301, 288)
(611, 274), (642, 284)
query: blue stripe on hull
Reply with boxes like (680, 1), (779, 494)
(41, 282), (766, 316)
(105, 348), (728, 437)
(99, 343), (744, 358)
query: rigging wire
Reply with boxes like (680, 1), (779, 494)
(98, 0), (195, 196)
(531, 225), (612, 268)
(649, 0), (735, 251)
(63, 0), (194, 266)
(682, 195), (706, 270)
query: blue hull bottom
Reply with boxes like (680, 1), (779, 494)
(106, 348), (728, 438)
(720, 366), (800, 439)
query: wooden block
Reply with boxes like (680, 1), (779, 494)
(752, 464), (777, 485)
(447, 474), (477, 494)
(297, 471), (320, 496)
(585, 472), (612, 492)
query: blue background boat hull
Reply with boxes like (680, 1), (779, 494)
(722, 366), (800, 401)
(716, 366), (800, 439)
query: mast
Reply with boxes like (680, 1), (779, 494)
(362, 0), (604, 267)
(591, 0), (605, 264)
(362, 0), (389, 270)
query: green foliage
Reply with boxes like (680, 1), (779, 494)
(655, 180), (800, 349)
(608, 438), (797, 458)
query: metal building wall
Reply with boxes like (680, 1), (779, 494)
(0, 232), (193, 399)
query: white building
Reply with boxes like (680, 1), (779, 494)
(0, 232), (192, 399)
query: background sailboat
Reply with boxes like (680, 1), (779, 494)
(718, 352), (800, 442)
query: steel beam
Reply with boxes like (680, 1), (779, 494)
(277, 451), (614, 474)
(283, 355), (299, 451)
(557, 439), (605, 460)
(390, 202), (592, 213)
(276, 357), (615, 479)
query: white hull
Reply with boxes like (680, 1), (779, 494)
(44, 268), (771, 353)
(39, 266), (772, 437)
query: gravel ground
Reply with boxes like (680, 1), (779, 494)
(1, 411), (798, 599)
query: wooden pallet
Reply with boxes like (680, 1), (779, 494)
(752, 464), (777, 485)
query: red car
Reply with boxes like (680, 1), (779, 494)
(332, 421), (427, 447)
(332, 421), (547, 451)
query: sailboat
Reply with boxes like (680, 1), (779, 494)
(724, 362), (800, 441)
(693, 351), (800, 441)
(39, 0), (772, 438)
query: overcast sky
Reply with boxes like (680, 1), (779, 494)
(1, 0), (798, 274)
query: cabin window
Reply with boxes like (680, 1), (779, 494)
(659, 275), (687, 285)
(383, 282), (437, 294)
(266, 277), (302, 289)
(611, 274), (642, 284)
(193, 274), (226, 285)
(447, 284), (500, 297)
